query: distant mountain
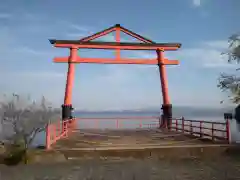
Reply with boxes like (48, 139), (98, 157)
(74, 105), (235, 118)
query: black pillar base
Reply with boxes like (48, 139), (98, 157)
(161, 104), (172, 129)
(224, 113), (233, 120)
(61, 104), (74, 120)
(234, 104), (240, 123)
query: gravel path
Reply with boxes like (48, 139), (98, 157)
(0, 157), (240, 180)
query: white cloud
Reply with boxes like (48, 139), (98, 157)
(177, 47), (231, 68)
(132, 40), (233, 69)
(65, 24), (116, 42)
(204, 40), (229, 49)
(192, 0), (201, 7)
(0, 13), (11, 19)
(65, 23), (94, 38)
(22, 13), (43, 21)
(69, 24), (92, 32)
(66, 33), (88, 38)
(14, 47), (52, 56)
(71, 63), (162, 110)
(0, 71), (65, 80)
(183, 40), (233, 68)
(16, 71), (65, 78)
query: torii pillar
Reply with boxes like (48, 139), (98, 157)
(157, 49), (172, 129)
(62, 47), (78, 120)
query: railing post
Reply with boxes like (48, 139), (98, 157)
(73, 118), (76, 129)
(158, 118), (161, 128)
(58, 120), (61, 137)
(53, 125), (56, 143)
(226, 119), (230, 144)
(176, 119), (178, 132)
(68, 119), (71, 130)
(62, 120), (65, 134)
(224, 113), (232, 144)
(116, 119), (119, 129)
(200, 121), (202, 138)
(211, 123), (214, 141)
(169, 117), (172, 130)
(190, 121), (193, 135)
(95, 119), (98, 129)
(182, 117), (184, 133)
(46, 123), (51, 150)
(168, 118), (172, 131)
(75, 118), (78, 129)
(65, 120), (68, 137)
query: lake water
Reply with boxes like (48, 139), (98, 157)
(2, 112), (240, 146)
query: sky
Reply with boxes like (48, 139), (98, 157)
(0, 0), (239, 111)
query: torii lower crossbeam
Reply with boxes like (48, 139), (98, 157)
(54, 57), (179, 65)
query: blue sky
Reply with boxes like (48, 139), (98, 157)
(0, 0), (239, 110)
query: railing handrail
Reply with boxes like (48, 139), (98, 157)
(76, 116), (160, 120)
(180, 119), (226, 125)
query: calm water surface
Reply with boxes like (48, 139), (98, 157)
(2, 112), (239, 146)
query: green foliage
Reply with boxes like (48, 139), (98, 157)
(3, 145), (26, 165)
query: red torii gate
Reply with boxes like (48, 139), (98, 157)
(49, 24), (181, 128)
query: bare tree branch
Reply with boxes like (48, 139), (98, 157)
(221, 34), (240, 63)
(218, 34), (240, 104)
(0, 94), (60, 149)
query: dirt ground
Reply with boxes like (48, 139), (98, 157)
(52, 129), (216, 150)
(0, 157), (240, 180)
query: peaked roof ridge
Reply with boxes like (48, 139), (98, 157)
(117, 24), (156, 44)
(79, 24), (156, 44)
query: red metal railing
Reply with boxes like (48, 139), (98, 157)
(76, 116), (160, 129)
(45, 116), (231, 150)
(46, 118), (76, 150)
(170, 117), (230, 143)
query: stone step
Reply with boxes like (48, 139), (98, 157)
(57, 144), (235, 160)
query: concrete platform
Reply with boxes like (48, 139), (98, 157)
(51, 129), (234, 159)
